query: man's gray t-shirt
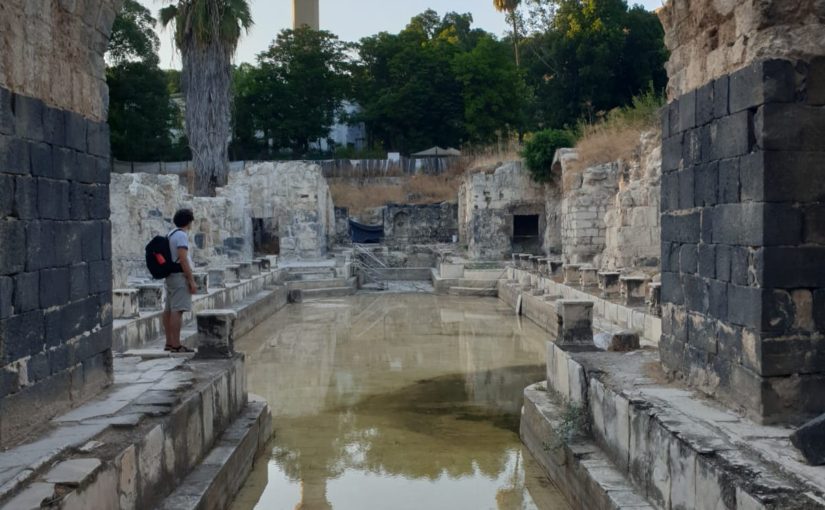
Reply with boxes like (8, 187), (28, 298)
(168, 229), (193, 267)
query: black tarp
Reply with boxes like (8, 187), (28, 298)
(349, 219), (384, 243)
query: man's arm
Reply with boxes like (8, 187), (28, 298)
(177, 247), (197, 294)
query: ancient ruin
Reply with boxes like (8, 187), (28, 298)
(0, 0), (824, 508)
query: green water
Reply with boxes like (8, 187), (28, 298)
(231, 293), (569, 510)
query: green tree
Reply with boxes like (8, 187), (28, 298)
(521, 0), (667, 129)
(520, 128), (576, 182)
(452, 35), (527, 144)
(159, 0), (253, 196)
(106, 0), (184, 161)
(493, 0), (522, 66)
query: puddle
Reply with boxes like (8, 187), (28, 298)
(231, 294), (569, 509)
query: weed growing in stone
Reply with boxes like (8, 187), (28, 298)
(543, 399), (589, 452)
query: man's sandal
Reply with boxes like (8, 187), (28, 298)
(164, 344), (195, 353)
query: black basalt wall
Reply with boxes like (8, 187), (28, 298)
(0, 85), (113, 446)
(659, 58), (825, 424)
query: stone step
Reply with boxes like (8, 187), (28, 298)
(302, 286), (357, 299)
(157, 397), (271, 510)
(0, 354), (249, 510)
(521, 383), (654, 510)
(455, 278), (499, 289)
(286, 277), (355, 291)
(447, 286), (498, 297)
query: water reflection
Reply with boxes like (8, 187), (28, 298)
(231, 294), (568, 510)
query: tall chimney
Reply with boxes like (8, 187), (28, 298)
(293, 0), (319, 30)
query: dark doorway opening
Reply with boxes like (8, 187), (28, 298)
(253, 218), (280, 255)
(513, 215), (539, 238)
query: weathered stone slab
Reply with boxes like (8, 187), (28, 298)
(195, 310), (237, 359)
(224, 265), (240, 284)
(563, 264), (582, 285)
(598, 272), (621, 297)
(580, 266), (598, 287)
(44, 458), (101, 486)
(207, 269), (225, 289)
(238, 262), (253, 280)
(135, 283), (163, 312)
(555, 300), (594, 347)
(594, 331), (641, 352)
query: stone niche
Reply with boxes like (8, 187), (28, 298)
(383, 203), (458, 245)
(658, 0), (825, 423)
(0, 0), (123, 448)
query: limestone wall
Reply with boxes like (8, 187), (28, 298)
(560, 161), (619, 266)
(0, 0), (121, 122)
(459, 162), (550, 259)
(601, 131), (662, 271)
(110, 162), (335, 287)
(659, 0), (825, 98)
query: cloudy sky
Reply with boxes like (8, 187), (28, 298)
(139, 0), (665, 69)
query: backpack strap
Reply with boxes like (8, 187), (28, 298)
(167, 228), (182, 239)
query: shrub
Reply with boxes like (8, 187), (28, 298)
(521, 129), (577, 182)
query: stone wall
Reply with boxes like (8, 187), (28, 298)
(110, 162), (335, 287)
(383, 203), (458, 245)
(559, 160), (619, 266)
(601, 131), (662, 271)
(659, 0), (825, 423)
(659, 0), (825, 98)
(0, 0), (122, 447)
(459, 162), (552, 259)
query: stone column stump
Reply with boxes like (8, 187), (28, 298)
(193, 273), (209, 295)
(553, 300), (594, 347)
(113, 289), (140, 319)
(598, 272), (622, 297)
(563, 264), (582, 285)
(256, 258), (272, 272)
(195, 310), (237, 359)
(225, 265), (241, 284)
(580, 266), (599, 287)
(647, 282), (662, 317)
(620, 276), (648, 306)
(238, 262), (253, 280)
(549, 260), (564, 276)
(208, 269), (225, 289)
(135, 283), (164, 312)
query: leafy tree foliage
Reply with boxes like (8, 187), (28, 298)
(353, 10), (526, 153)
(521, 128), (576, 181)
(521, 0), (668, 129)
(106, 0), (186, 161)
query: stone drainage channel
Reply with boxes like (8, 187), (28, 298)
(230, 293), (569, 510)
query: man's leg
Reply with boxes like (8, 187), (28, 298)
(162, 310), (172, 346)
(168, 310), (183, 348)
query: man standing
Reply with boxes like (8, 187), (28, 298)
(163, 209), (197, 352)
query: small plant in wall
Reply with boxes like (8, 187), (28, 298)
(521, 129), (577, 183)
(543, 398), (589, 452)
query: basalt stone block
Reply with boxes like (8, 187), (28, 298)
(678, 165), (695, 208)
(0, 219), (26, 275)
(760, 247), (825, 288)
(679, 244), (698, 274)
(791, 413), (825, 465)
(0, 310), (44, 363)
(755, 103), (825, 152)
(13, 175), (37, 220)
(596, 330), (640, 352)
(814, 289), (825, 331)
(88, 259), (112, 294)
(661, 242), (679, 273)
(717, 158), (739, 204)
(0, 174), (13, 217)
(740, 151), (825, 204)
(1, 135), (30, 175)
(711, 203), (802, 246)
(726, 285), (763, 330)
(0, 87), (13, 135)
(193, 273), (209, 294)
(65, 111), (88, 152)
(668, 99), (681, 135)
(661, 213), (700, 244)
(808, 57), (825, 106)
(679, 90), (697, 132)
(113, 289), (139, 320)
(661, 272), (684, 306)
(13, 271), (39, 313)
(715, 245), (732, 283)
(69, 263), (89, 302)
(804, 205), (825, 244)
(195, 310), (237, 359)
(37, 178), (70, 220)
(708, 111), (753, 161)
(662, 132), (684, 172)
(13, 94), (45, 141)
(714, 74), (733, 119)
(696, 81), (715, 126)
(621, 276), (649, 307)
(730, 59), (796, 113)
(698, 244), (715, 279)
(694, 161), (718, 207)
(42, 106), (66, 147)
(708, 279), (728, 322)
(0, 276), (12, 320)
(29, 142), (53, 178)
(661, 171), (679, 212)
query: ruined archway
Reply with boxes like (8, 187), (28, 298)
(0, 0), (123, 447)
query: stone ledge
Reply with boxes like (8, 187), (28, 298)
(157, 397), (271, 510)
(0, 353), (249, 509)
(542, 343), (825, 510)
(520, 384), (655, 510)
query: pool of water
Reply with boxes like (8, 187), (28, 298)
(231, 293), (569, 510)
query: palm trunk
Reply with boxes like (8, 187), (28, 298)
(181, 39), (233, 196)
(510, 11), (520, 67)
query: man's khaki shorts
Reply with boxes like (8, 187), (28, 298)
(165, 273), (192, 312)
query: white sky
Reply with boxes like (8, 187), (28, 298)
(139, 0), (665, 69)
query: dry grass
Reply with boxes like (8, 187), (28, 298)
(329, 171), (465, 214)
(572, 90), (664, 170)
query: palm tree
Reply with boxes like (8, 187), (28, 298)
(159, 0), (252, 196)
(493, 0), (521, 67)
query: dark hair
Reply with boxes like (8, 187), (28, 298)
(173, 208), (195, 228)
